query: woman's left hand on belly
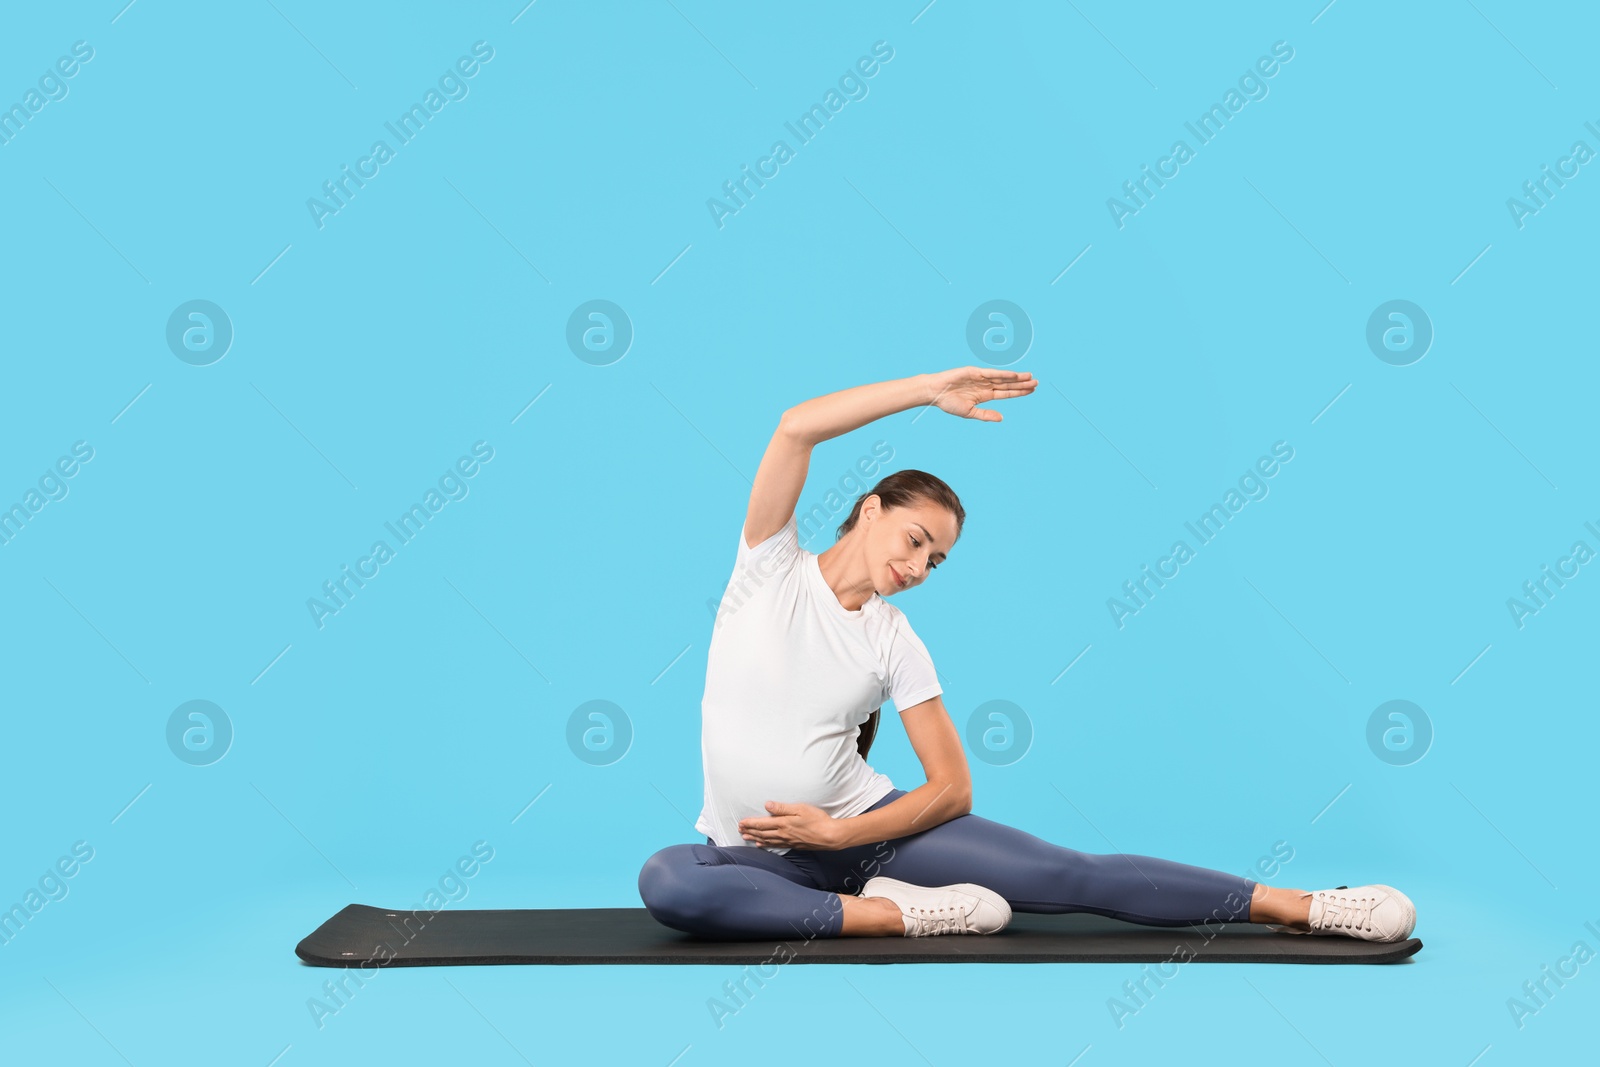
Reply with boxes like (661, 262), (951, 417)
(739, 801), (841, 850)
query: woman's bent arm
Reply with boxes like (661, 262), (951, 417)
(832, 694), (972, 848)
(832, 779), (972, 848)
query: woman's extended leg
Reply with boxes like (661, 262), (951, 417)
(840, 810), (1259, 928)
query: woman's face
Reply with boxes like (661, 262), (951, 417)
(861, 498), (959, 596)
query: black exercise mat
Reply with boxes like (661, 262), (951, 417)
(296, 905), (1421, 966)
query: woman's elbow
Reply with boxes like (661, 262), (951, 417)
(949, 781), (973, 816)
(777, 408), (812, 444)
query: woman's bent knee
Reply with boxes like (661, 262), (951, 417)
(637, 844), (713, 932)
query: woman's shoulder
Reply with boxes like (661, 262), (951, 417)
(866, 597), (925, 642)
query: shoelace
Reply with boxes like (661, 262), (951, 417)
(1311, 890), (1376, 934)
(905, 902), (971, 937)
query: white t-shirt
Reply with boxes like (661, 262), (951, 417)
(694, 513), (943, 853)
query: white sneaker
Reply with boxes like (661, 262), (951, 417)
(860, 876), (1013, 937)
(1271, 884), (1416, 942)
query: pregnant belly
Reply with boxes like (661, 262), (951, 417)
(705, 733), (850, 808)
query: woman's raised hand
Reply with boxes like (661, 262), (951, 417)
(927, 366), (1038, 422)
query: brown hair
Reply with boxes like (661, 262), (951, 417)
(835, 469), (965, 543)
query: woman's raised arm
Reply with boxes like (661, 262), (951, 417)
(743, 373), (928, 548)
(743, 368), (1036, 549)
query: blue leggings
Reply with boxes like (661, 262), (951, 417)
(638, 789), (1258, 940)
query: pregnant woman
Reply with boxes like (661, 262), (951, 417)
(637, 368), (1417, 942)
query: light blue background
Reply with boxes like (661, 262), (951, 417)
(2, 1), (1595, 1064)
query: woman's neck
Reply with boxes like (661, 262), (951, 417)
(816, 540), (875, 612)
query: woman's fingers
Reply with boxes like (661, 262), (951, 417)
(958, 375), (1037, 398)
(966, 388), (1032, 408)
(945, 367), (1032, 388)
(741, 815), (790, 845)
(949, 384), (1035, 408)
(968, 369), (1035, 385)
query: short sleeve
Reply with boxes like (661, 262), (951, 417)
(883, 611), (942, 712)
(735, 513), (801, 574)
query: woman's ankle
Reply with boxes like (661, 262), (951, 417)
(1250, 884), (1311, 927)
(838, 893), (904, 937)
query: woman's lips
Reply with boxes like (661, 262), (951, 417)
(890, 565), (906, 587)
